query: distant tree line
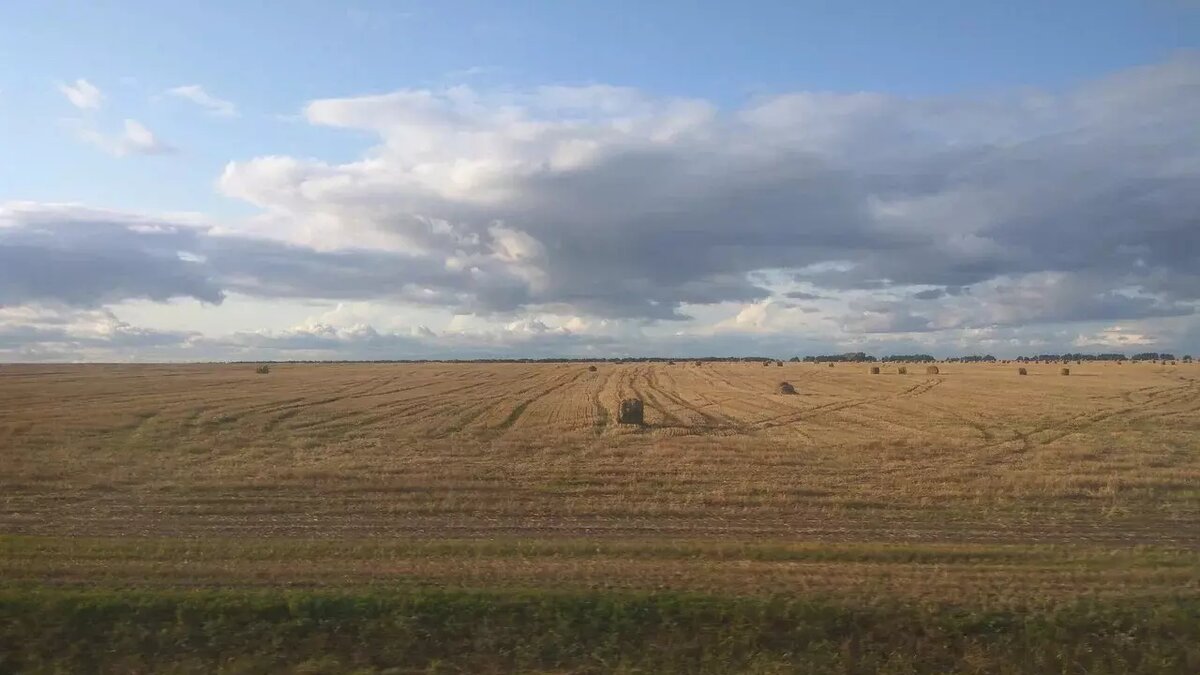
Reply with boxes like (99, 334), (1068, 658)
(801, 352), (877, 363)
(1014, 353), (1126, 362)
(227, 351), (1193, 365)
(795, 352), (1191, 363)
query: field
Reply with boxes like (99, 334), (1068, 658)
(2, 360), (1200, 673)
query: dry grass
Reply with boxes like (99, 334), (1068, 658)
(3, 535), (1196, 607)
(1, 360), (1198, 598)
(3, 360), (1199, 671)
(1, 361), (1198, 543)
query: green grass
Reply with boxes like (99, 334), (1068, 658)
(2, 588), (1198, 674)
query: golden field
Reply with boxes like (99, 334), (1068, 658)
(2, 360), (1199, 672)
(3, 359), (1199, 587)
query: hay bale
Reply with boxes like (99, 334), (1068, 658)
(926, 365), (940, 374)
(588, 365), (597, 372)
(1170, 361), (1177, 365)
(897, 366), (907, 375)
(1018, 367), (1027, 375)
(776, 361), (784, 367)
(1061, 368), (1070, 376)
(667, 361), (675, 366)
(870, 366), (880, 374)
(694, 361), (702, 367)
(828, 363), (835, 368)
(617, 398), (644, 425)
(776, 381), (796, 395)
(255, 365), (270, 374)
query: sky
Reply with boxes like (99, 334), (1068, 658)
(1, 1), (1199, 361)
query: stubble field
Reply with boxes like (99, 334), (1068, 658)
(2, 360), (1199, 673)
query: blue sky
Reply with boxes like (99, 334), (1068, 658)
(4, 0), (1195, 210)
(1, 1), (1198, 360)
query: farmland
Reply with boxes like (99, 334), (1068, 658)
(2, 360), (1200, 672)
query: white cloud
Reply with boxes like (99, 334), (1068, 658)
(58, 78), (103, 109)
(213, 56), (1200, 328)
(166, 84), (237, 117)
(0, 305), (200, 361)
(1073, 325), (1157, 348)
(76, 119), (175, 157)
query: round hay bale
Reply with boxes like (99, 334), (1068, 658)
(870, 366), (880, 374)
(255, 364), (270, 375)
(587, 365), (597, 372)
(694, 361), (702, 367)
(1170, 361), (1177, 365)
(897, 366), (907, 375)
(617, 398), (644, 425)
(926, 365), (940, 375)
(1018, 367), (1027, 375)
(828, 363), (835, 368)
(1061, 368), (1070, 376)
(776, 361), (784, 367)
(776, 381), (796, 395)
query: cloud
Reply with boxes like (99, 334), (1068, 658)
(74, 119), (175, 156)
(0, 202), (547, 312)
(119, 119), (173, 154)
(58, 78), (102, 109)
(166, 84), (237, 117)
(1073, 325), (1157, 348)
(444, 65), (499, 80)
(211, 56), (1200, 328)
(8, 56), (1200, 357)
(0, 305), (199, 360)
(211, 316), (615, 359)
(841, 309), (934, 334)
(0, 303), (619, 362)
(828, 272), (1195, 336)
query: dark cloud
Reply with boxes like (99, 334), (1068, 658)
(0, 205), (539, 312)
(0, 214), (224, 307)
(841, 272), (1195, 334)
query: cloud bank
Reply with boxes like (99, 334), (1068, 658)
(6, 56), (1200, 359)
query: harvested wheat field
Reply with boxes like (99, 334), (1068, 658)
(3, 360), (1200, 672)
